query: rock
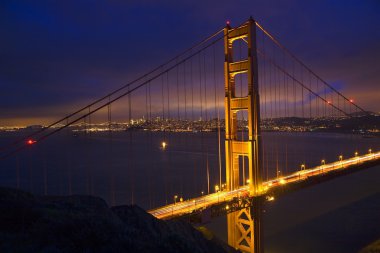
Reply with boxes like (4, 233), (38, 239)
(0, 187), (237, 253)
(359, 239), (380, 253)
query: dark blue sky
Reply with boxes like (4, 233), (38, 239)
(1, 0), (379, 125)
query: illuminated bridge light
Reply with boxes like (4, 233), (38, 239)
(279, 178), (286, 185)
(27, 139), (36, 145)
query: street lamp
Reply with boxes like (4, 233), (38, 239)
(215, 185), (220, 203)
(339, 155), (343, 168)
(172, 196), (178, 217)
(355, 151), (359, 164)
(369, 149), (374, 159)
(321, 159), (325, 173)
(298, 164), (305, 180)
(161, 141), (167, 150)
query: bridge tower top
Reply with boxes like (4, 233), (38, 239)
(224, 17), (263, 253)
(224, 17), (262, 194)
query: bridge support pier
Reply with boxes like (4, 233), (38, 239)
(227, 198), (263, 253)
(224, 17), (263, 253)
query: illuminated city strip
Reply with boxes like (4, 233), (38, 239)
(149, 151), (380, 219)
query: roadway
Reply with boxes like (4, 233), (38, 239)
(148, 151), (380, 219)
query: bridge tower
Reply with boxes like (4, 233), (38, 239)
(224, 17), (263, 253)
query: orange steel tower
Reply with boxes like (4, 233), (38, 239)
(224, 17), (263, 253)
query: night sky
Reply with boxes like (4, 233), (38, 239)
(1, 0), (380, 126)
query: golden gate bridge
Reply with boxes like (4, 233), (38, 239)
(1, 17), (379, 253)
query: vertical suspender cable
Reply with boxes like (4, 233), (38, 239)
(203, 51), (210, 194)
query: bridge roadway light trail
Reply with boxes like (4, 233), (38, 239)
(149, 151), (380, 219)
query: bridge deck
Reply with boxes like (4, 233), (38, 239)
(149, 151), (380, 220)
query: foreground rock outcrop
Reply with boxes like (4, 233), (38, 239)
(0, 187), (236, 253)
(359, 239), (380, 253)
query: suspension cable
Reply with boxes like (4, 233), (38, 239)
(0, 28), (225, 153)
(1, 31), (226, 160)
(257, 49), (351, 117)
(255, 21), (367, 114)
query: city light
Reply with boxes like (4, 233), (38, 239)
(266, 196), (275, 201)
(161, 141), (167, 149)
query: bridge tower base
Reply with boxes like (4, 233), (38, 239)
(224, 18), (263, 253)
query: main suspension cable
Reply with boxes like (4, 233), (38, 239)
(255, 21), (367, 114)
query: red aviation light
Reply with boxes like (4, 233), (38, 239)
(226, 20), (230, 25)
(27, 139), (36, 145)
(349, 99), (354, 103)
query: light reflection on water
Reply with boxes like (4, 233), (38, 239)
(0, 131), (379, 209)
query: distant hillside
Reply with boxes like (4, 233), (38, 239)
(0, 187), (237, 253)
(263, 114), (380, 133)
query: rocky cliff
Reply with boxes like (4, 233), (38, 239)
(0, 187), (236, 253)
